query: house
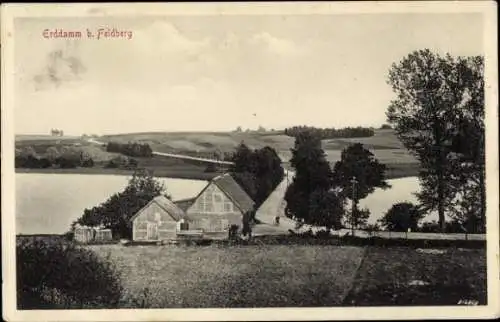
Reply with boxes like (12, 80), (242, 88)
(185, 173), (255, 236)
(130, 195), (187, 242)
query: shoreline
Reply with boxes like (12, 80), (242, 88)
(15, 165), (419, 180)
(15, 167), (218, 181)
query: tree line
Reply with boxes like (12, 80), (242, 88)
(105, 141), (153, 157)
(285, 50), (485, 234)
(284, 126), (374, 140)
(15, 146), (94, 169)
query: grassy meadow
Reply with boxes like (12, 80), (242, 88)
(83, 243), (486, 308)
(89, 244), (366, 308)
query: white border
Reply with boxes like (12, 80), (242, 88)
(2, 2), (499, 321)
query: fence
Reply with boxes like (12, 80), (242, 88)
(295, 227), (486, 241)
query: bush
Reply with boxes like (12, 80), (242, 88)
(17, 238), (123, 309)
(379, 202), (424, 232)
(81, 158), (95, 168)
(106, 141), (153, 157)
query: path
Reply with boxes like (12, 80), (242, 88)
(253, 170), (299, 235)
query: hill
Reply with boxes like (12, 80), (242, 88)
(15, 129), (420, 179)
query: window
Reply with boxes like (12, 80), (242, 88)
(224, 202), (232, 212)
(154, 212), (161, 222)
(214, 193), (222, 203)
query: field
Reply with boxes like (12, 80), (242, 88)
(15, 129), (420, 179)
(89, 244), (366, 308)
(101, 129), (420, 178)
(344, 246), (487, 305)
(86, 244), (486, 308)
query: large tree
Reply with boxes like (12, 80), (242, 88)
(284, 131), (344, 231)
(229, 142), (284, 209)
(332, 143), (390, 232)
(387, 49), (485, 231)
(449, 56), (485, 232)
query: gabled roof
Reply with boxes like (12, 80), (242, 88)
(173, 197), (197, 212)
(130, 195), (186, 222)
(212, 173), (255, 214)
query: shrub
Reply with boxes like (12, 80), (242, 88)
(81, 157), (95, 168)
(17, 238), (123, 309)
(379, 202), (424, 232)
(106, 141), (153, 157)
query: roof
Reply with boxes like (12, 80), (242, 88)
(212, 173), (255, 214)
(173, 197), (197, 212)
(130, 195), (186, 222)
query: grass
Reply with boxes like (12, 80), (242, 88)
(343, 246), (487, 306)
(88, 244), (366, 308)
(16, 236), (488, 308)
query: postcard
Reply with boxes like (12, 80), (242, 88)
(2, 2), (499, 321)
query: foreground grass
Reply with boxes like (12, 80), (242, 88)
(344, 247), (487, 306)
(88, 244), (366, 308)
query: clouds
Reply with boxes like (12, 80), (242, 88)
(134, 20), (211, 56)
(33, 49), (87, 91)
(250, 32), (305, 57)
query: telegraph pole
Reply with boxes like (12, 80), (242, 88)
(350, 176), (358, 236)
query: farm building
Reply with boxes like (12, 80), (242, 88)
(185, 173), (255, 236)
(130, 195), (187, 242)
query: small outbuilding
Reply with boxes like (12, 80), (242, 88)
(74, 224), (112, 243)
(130, 195), (187, 242)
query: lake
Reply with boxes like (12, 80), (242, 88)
(15, 173), (437, 235)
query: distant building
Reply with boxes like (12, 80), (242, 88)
(185, 173), (255, 237)
(130, 195), (187, 241)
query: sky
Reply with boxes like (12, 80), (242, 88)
(14, 13), (484, 135)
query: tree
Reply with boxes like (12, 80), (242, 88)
(387, 49), (484, 231)
(448, 56), (485, 232)
(344, 207), (371, 231)
(229, 143), (284, 209)
(379, 202), (424, 232)
(284, 131), (343, 231)
(332, 143), (390, 232)
(74, 169), (167, 239)
(307, 188), (344, 230)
